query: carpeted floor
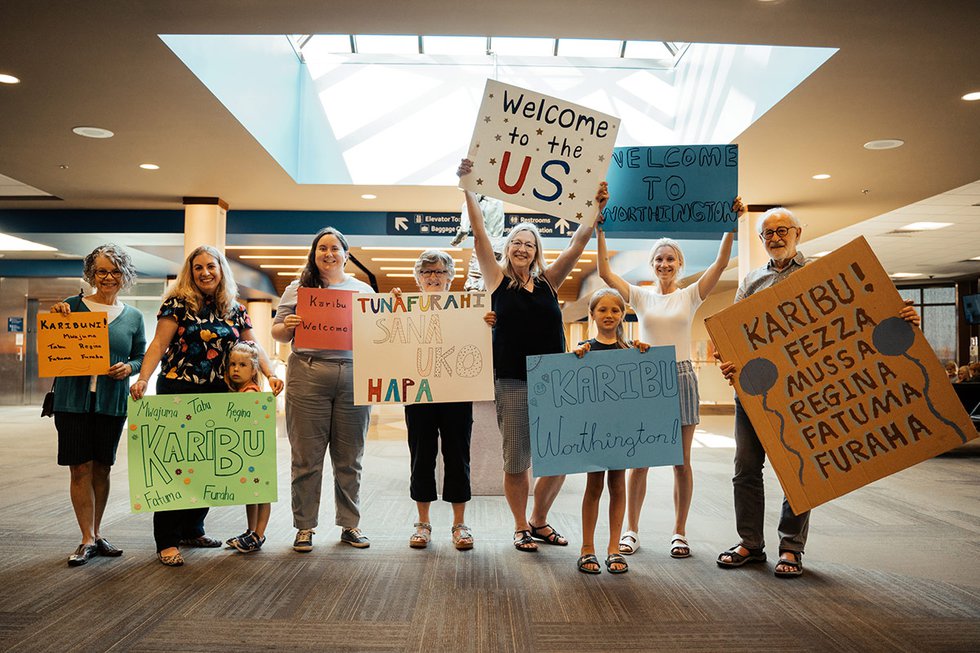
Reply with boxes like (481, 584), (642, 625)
(1, 406), (977, 652)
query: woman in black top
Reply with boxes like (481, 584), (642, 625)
(457, 158), (607, 552)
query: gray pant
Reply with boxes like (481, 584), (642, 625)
(286, 354), (371, 530)
(733, 397), (810, 554)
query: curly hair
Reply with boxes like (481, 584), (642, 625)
(164, 245), (238, 318)
(413, 249), (456, 287)
(82, 243), (138, 290)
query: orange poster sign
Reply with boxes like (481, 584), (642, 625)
(705, 237), (975, 514)
(294, 288), (354, 350)
(37, 312), (110, 377)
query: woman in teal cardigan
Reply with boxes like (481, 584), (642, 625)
(50, 244), (146, 567)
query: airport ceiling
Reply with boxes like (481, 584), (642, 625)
(0, 1), (978, 300)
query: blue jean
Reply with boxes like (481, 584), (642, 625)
(286, 354), (371, 530)
(733, 397), (810, 554)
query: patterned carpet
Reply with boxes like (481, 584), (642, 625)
(1, 407), (978, 652)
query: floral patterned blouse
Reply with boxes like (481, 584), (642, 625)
(157, 296), (252, 384)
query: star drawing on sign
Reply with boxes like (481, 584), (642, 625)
(190, 497), (198, 503)
(536, 128), (543, 135)
(476, 178), (484, 186)
(598, 155), (605, 162)
(495, 134), (502, 141)
(489, 158), (497, 165)
(484, 116), (491, 123)
(568, 192), (576, 200)
(576, 212), (583, 219)
(586, 200), (593, 207)
(573, 179), (578, 184)
(504, 118), (509, 123)
(489, 93), (494, 98)
(586, 168), (592, 174)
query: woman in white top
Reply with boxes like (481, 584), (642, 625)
(597, 199), (741, 558)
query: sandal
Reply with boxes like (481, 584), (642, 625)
(529, 523), (568, 546)
(577, 553), (601, 574)
(774, 551), (804, 578)
(158, 551), (184, 567)
(451, 523), (474, 551)
(605, 553), (629, 574)
(409, 522), (432, 549)
(716, 544), (766, 568)
(619, 530), (639, 555)
(513, 530), (538, 552)
(670, 533), (691, 559)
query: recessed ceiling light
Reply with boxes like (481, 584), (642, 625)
(890, 272), (923, 278)
(276, 271), (302, 276)
(240, 255), (307, 260)
(0, 73), (20, 84)
(812, 251), (831, 257)
(260, 264), (305, 269)
(72, 126), (114, 139)
(362, 246), (462, 251)
(897, 222), (953, 231)
(360, 194), (377, 200)
(225, 245), (309, 250)
(139, 163), (160, 170)
(970, 256), (980, 261)
(0, 233), (57, 251)
(863, 139), (904, 150)
(961, 91), (980, 101)
(811, 174), (831, 180)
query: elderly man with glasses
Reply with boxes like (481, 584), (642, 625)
(715, 207), (918, 578)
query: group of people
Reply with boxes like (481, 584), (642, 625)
(49, 157), (922, 579)
(948, 361), (980, 383)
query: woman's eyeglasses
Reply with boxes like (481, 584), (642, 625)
(419, 269), (449, 278)
(94, 269), (123, 279)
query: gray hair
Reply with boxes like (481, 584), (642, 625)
(413, 249), (456, 281)
(82, 243), (138, 289)
(757, 207), (802, 235)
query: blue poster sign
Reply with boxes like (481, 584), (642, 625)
(526, 347), (684, 477)
(601, 145), (738, 237)
(7, 316), (24, 333)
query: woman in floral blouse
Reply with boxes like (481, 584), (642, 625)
(131, 245), (283, 566)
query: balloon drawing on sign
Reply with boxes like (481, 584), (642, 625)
(739, 357), (805, 483)
(872, 317), (968, 443)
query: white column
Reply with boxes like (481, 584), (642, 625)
(183, 197), (228, 259)
(737, 209), (769, 283)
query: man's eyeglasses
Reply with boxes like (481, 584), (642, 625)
(761, 226), (796, 241)
(94, 270), (123, 279)
(419, 269), (449, 278)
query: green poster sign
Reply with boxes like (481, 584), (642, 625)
(127, 392), (278, 513)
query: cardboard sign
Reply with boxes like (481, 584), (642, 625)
(127, 393), (278, 513)
(294, 288), (354, 350)
(37, 312), (110, 377)
(526, 347), (684, 477)
(705, 237), (976, 514)
(352, 292), (495, 405)
(603, 145), (739, 237)
(461, 79), (620, 226)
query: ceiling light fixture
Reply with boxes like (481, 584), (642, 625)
(72, 126), (114, 139)
(0, 73), (20, 84)
(897, 222), (953, 231)
(360, 194), (377, 200)
(240, 255), (307, 260)
(890, 272), (923, 278)
(0, 233), (57, 251)
(961, 91), (980, 101)
(277, 271), (302, 276)
(361, 246), (463, 252)
(226, 245), (310, 250)
(863, 139), (904, 150)
(260, 264), (305, 269)
(811, 174), (831, 180)
(139, 163), (160, 170)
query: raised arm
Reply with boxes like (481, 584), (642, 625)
(458, 159), (504, 292)
(544, 182), (607, 289)
(596, 222), (630, 301)
(696, 197), (744, 300)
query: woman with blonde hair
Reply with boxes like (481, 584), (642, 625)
(131, 245), (282, 566)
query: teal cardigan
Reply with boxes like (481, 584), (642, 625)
(51, 295), (147, 417)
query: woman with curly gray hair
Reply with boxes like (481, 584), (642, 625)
(49, 244), (146, 567)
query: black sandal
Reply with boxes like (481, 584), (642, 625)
(577, 554), (601, 574)
(529, 523), (568, 546)
(513, 530), (538, 552)
(774, 551), (804, 578)
(716, 544), (766, 568)
(605, 553), (629, 574)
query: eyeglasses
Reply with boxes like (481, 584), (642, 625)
(419, 269), (449, 278)
(94, 269), (123, 279)
(510, 240), (536, 250)
(761, 226), (796, 241)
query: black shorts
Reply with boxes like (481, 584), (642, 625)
(55, 395), (127, 466)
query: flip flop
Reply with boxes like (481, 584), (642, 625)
(577, 554), (601, 574)
(605, 553), (629, 574)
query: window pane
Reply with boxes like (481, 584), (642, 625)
(921, 305), (956, 362)
(897, 288), (919, 303)
(923, 286), (955, 304)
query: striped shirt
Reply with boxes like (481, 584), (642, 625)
(734, 251), (807, 302)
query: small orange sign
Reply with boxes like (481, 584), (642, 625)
(37, 312), (110, 377)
